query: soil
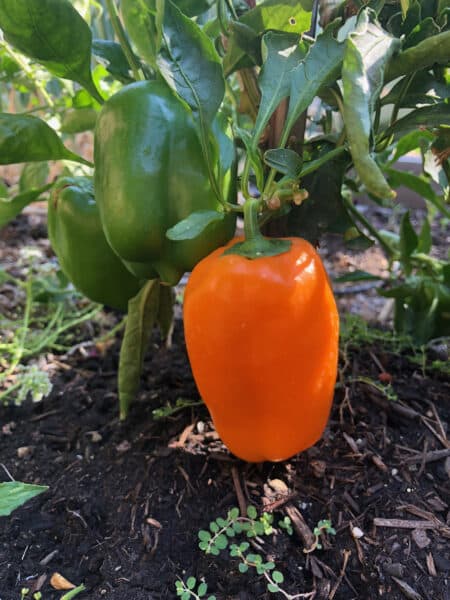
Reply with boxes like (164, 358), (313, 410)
(0, 213), (449, 600)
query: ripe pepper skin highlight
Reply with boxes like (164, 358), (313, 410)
(183, 237), (339, 463)
(48, 177), (141, 311)
(94, 79), (236, 285)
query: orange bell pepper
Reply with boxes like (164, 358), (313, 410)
(183, 236), (339, 462)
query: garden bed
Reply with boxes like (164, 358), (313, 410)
(0, 213), (449, 600)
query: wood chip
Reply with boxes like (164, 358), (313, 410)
(374, 518), (441, 531)
(284, 505), (315, 549)
(50, 572), (75, 591)
(392, 577), (423, 600)
(405, 449), (450, 464)
(411, 528), (431, 549)
(342, 432), (361, 455)
(426, 553), (437, 577)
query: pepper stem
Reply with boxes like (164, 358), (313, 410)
(243, 198), (264, 242)
(224, 199), (292, 259)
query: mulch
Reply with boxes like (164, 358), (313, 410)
(0, 213), (449, 600)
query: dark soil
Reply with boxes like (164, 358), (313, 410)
(1, 214), (449, 600)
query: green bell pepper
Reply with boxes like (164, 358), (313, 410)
(48, 177), (141, 311)
(94, 79), (236, 285)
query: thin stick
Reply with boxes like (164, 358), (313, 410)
(231, 466), (247, 516)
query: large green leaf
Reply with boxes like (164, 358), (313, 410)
(60, 108), (98, 134)
(175, 0), (212, 16)
(253, 32), (307, 150)
(92, 39), (134, 83)
(382, 104), (450, 140)
(0, 0), (103, 104)
(385, 167), (450, 218)
(120, 0), (163, 70)
(0, 482), (48, 517)
(118, 280), (161, 419)
(285, 147), (371, 247)
(342, 9), (400, 201)
(263, 148), (303, 178)
(166, 209), (225, 240)
(159, 0), (225, 125)
(0, 183), (53, 228)
(158, 0), (225, 203)
(223, 0), (313, 76)
(19, 162), (49, 192)
(0, 113), (92, 166)
(381, 70), (450, 108)
(399, 211), (419, 273)
(281, 21), (345, 146)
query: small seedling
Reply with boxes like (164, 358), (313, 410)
(304, 519), (337, 554)
(184, 507), (328, 599)
(152, 397), (203, 419)
(175, 577), (216, 600)
(19, 584), (85, 599)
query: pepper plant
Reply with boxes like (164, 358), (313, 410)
(0, 0), (449, 424)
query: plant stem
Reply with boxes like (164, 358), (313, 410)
(104, 0), (143, 81)
(224, 0), (238, 19)
(243, 198), (263, 241)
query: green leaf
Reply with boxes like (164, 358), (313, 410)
(175, 0), (212, 16)
(388, 130), (434, 163)
(417, 218), (432, 254)
(92, 39), (134, 83)
(385, 30), (450, 82)
(181, 592), (190, 600)
(0, 0), (103, 104)
(118, 280), (160, 419)
(158, 0), (224, 204)
(334, 270), (383, 283)
(247, 505), (257, 519)
(197, 582), (208, 597)
(224, 0), (313, 76)
(263, 148), (303, 177)
(0, 482), (48, 516)
(253, 32), (307, 148)
(199, 530), (212, 542)
(121, 0), (163, 70)
(187, 577), (196, 590)
(342, 9), (399, 200)
(229, 507), (240, 519)
(382, 71), (450, 109)
(284, 145), (370, 248)
(267, 583), (280, 593)
(166, 210), (225, 241)
(19, 162), (49, 192)
(0, 183), (53, 228)
(215, 534), (228, 550)
(282, 21), (345, 146)
(400, 211), (418, 267)
(238, 563), (249, 574)
(0, 113), (92, 166)
(384, 168), (438, 202)
(159, 0), (225, 125)
(382, 104), (450, 140)
(272, 571), (284, 584)
(60, 108), (97, 135)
